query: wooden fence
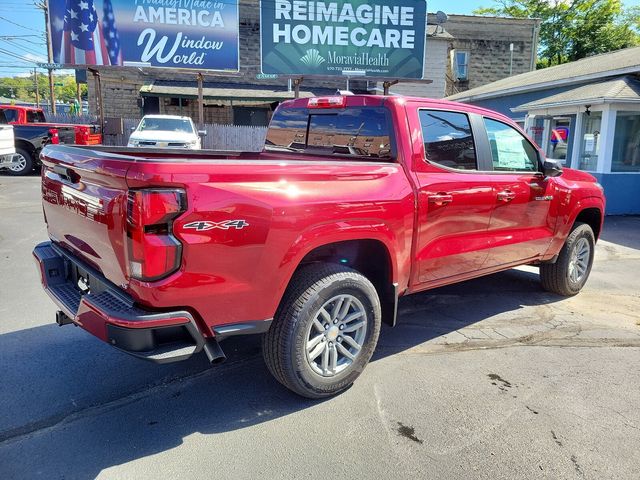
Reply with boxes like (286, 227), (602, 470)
(44, 114), (268, 152)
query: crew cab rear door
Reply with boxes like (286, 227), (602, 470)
(406, 105), (495, 287)
(477, 116), (556, 266)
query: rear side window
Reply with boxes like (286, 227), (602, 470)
(265, 107), (393, 159)
(26, 110), (46, 123)
(419, 110), (477, 170)
(484, 118), (539, 172)
(0, 110), (7, 124)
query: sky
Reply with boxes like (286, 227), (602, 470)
(0, 0), (639, 77)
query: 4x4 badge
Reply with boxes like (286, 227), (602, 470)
(183, 220), (250, 231)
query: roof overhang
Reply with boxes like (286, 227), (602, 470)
(449, 65), (640, 103)
(513, 96), (640, 112)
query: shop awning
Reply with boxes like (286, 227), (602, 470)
(512, 75), (640, 112)
(140, 80), (336, 102)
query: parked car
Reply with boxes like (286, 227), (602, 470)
(0, 109), (16, 170)
(0, 105), (102, 146)
(34, 95), (605, 398)
(128, 115), (205, 149)
(0, 109), (75, 176)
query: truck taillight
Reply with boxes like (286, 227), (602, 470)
(49, 128), (60, 144)
(126, 189), (186, 281)
(308, 96), (347, 109)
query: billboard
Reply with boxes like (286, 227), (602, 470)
(260, 0), (427, 78)
(48, 0), (239, 71)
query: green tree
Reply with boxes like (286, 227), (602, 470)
(474, 0), (640, 68)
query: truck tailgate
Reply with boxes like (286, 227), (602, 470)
(41, 146), (132, 287)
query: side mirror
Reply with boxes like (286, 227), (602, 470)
(198, 130), (207, 137)
(543, 159), (563, 177)
(130, 126), (136, 132)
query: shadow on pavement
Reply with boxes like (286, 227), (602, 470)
(600, 216), (640, 251)
(0, 266), (569, 478)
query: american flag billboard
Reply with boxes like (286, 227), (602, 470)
(48, 0), (239, 71)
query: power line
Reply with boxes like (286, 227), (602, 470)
(0, 15), (44, 33)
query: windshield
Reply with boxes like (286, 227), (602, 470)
(265, 107), (393, 160)
(138, 117), (194, 133)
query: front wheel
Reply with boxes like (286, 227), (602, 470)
(263, 263), (381, 399)
(6, 148), (34, 176)
(540, 222), (595, 296)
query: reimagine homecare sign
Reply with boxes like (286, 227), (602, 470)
(260, 0), (427, 78)
(48, 0), (239, 71)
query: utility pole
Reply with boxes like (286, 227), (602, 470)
(37, 0), (56, 114)
(34, 68), (40, 107)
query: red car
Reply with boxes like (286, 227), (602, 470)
(33, 95), (605, 398)
(0, 105), (102, 146)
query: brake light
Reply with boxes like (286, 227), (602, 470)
(308, 96), (347, 109)
(126, 189), (186, 281)
(48, 128), (60, 144)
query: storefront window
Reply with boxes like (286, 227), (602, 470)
(612, 111), (640, 172)
(578, 112), (602, 171)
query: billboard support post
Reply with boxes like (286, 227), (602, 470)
(383, 80), (399, 96)
(89, 69), (104, 132)
(197, 73), (204, 125)
(293, 77), (304, 99)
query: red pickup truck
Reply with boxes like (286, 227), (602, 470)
(0, 105), (102, 146)
(34, 95), (605, 398)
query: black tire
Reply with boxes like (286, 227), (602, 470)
(540, 222), (595, 296)
(6, 148), (34, 176)
(263, 263), (381, 399)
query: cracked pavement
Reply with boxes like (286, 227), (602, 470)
(1, 176), (639, 479)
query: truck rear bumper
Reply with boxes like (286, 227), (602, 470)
(33, 241), (223, 364)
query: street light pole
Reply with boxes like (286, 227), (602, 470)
(34, 68), (40, 107)
(39, 0), (56, 114)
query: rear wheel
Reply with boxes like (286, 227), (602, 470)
(540, 222), (595, 296)
(263, 263), (381, 399)
(6, 148), (33, 176)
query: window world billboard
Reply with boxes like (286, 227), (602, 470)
(260, 1), (427, 78)
(48, 0), (239, 71)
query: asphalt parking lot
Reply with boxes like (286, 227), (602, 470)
(1, 175), (639, 479)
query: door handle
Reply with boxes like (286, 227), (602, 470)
(497, 190), (516, 202)
(428, 193), (453, 206)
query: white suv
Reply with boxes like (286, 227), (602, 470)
(128, 115), (204, 149)
(0, 110), (16, 170)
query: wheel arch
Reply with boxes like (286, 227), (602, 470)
(285, 237), (399, 327)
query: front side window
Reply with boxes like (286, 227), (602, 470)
(2, 109), (17, 122)
(420, 110), (477, 170)
(484, 118), (539, 172)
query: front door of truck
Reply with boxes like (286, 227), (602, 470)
(480, 117), (556, 266)
(408, 107), (495, 288)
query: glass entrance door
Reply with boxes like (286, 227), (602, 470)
(578, 112), (602, 171)
(546, 117), (572, 164)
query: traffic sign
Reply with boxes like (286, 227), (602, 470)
(37, 63), (63, 70)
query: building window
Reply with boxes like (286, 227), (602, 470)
(419, 110), (477, 170)
(453, 50), (469, 81)
(612, 111), (640, 172)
